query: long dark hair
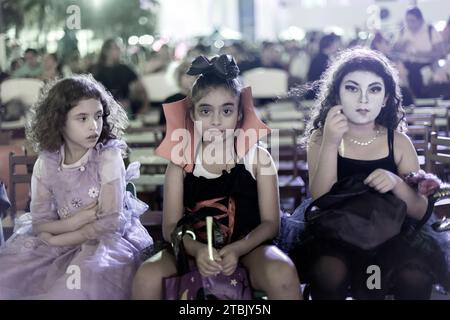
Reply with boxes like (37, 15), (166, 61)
(301, 47), (405, 145)
(98, 38), (120, 67)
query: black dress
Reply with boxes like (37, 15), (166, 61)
(337, 129), (397, 180)
(141, 162), (265, 261)
(182, 164), (261, 248)
(288, 129), (450, 295)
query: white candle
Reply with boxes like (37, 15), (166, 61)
(206, 216), (214, 261)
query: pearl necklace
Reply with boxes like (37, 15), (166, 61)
(347, 130), (380, 146)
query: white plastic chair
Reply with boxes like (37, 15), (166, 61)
(241, 68), (288, 100)
(141, 72), (178, 103)
(0, 78), (44, 107)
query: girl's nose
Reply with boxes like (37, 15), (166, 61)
(90, 118), (98, 131)
(212, 112), (221, 126)
(359, 91), (369, 104)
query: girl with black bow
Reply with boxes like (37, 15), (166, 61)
(132, 55), (302, 300)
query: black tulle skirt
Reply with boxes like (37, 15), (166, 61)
(277, 198), (450, 293)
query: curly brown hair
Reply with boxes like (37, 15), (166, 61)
(301, 47), (406, 146)
(27, 74), (128, 152)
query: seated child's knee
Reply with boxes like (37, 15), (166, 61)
(264, 259), (298, 285)
(135, 261), (161, 282)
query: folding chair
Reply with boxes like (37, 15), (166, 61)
(406, 125), (431, 169)
(424, 132), (450, 230)
(8, 152), (37, 220)
(124, 126), (165, 148)
(406, 113), (436, 132)
(407, 104), (449, 135)
(270, 128), (307, 211)
(425, 132), (450, 181)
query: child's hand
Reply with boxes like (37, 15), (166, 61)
(195, 244), (223, 277)
(364, 169), (400, 193)
(323, 105), (348, 146)
(218, 244), (240, 276)
(72, 202), (98, 230)
(37, 232), (53, 242)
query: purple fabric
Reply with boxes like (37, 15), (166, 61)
(0, 140), (153, 299)
(164, 266), (252, 300)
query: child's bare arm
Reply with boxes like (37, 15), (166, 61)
(40, 201), (116, 246)
(33, 202), (97, 235)
(163, 162), (223, 276)
(308, 106), (348, 199)
(365, 132), (427, 219)
(162, 161), (184, 242)
(44, 229), (89, 246)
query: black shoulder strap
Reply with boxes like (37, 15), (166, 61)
(387, 129), (394, 156)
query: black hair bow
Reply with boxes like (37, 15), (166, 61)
(186, 54), (239, 80)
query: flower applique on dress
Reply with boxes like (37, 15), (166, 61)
(88, 187), (99, 199)
(71, 198), (83, 208)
